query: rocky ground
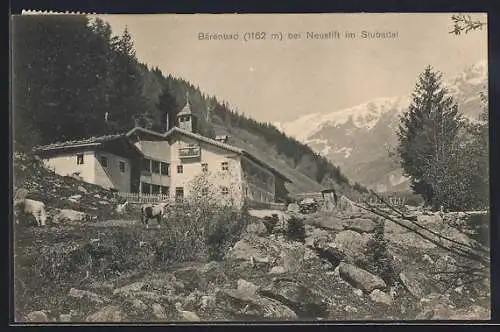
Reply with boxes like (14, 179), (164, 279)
(13, 153), (491, 322)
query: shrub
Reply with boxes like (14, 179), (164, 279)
(286, 216), (306, 243)
(157, 201), (250, 262)
(206, 204), (251, 260)
(365, 218), (397, 286)
(262, 215), (278, 233)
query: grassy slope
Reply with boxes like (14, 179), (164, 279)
(229, 129), (325, 194)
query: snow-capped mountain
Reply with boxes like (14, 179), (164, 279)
(276, 60), (488, 192)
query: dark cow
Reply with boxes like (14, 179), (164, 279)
(140, 202), (169, 229)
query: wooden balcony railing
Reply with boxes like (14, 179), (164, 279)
(179, 145), (201, 158)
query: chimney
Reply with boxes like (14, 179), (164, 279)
(134, 117), (141, 127)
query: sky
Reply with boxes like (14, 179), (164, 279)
(93, 13), (488, 123)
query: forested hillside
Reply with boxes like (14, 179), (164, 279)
(12, 15), (359, 195)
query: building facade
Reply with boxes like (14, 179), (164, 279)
(34, 135), (143, 193)
(34, 97), (291, 206)
(126, 97), (291, 205)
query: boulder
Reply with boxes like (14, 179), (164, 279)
(77, 185), (88, 194)
(86, 305), (125, 322)
(53, 209), (89, 224)
(385, 220), (407, 234)
(59, 314), (72, 322)
(216, 288), (297, 320)
(338, 262), (386, 293)
(26, 311), (49, 322)
(417, 214), (443, 225)
(344, 305), (358, 313)
(152, 303), (168, 320)
(246, 221), (267, 235)
(386, 232), (437, 249)
(287, 203), (300, 213)
(417, 302), (490, 320)
(432, 305), (490, 320)
(332, 230), (371, 263)
(399, 271), (426, 299)
(258, 280), (328, 318)
(144, 277), (183, 294)
(305, 227), (333, 248)
(130, 299), (148, 312)
(88, 281), (115, 294)
(68, 194), (82, 202)
(113, 281), (146, 297)
(435, 255), (458, 274)
(310, 216), (345, 232)
(173, 261), (227, 291)
(226, 236), (278, 266)
(369, 289), (392, 306)
(237, 279), (259, 295)
(200, 295), (216, 310)
(69, 288), (110, 304)
(422, 254), (435, 265)
(312, 243), (346, 267)
(280, 247), (305, 273)
(269, 266), (287, 275)
(133, 291), (169, 302)
(353, 288), (363, 297)
(343, 218), (377, 233)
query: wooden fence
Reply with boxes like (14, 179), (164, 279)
(116, 192), (170, 204)
(245, 199), (287, 211)
(293, 192), (324, 202)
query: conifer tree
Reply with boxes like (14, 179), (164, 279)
(156, 87), (179, 132)
(397, 66), (462, 209)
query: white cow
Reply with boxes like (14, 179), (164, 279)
(16, 199), (47, 226)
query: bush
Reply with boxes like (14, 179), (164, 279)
(158, 201), (250, 262)
(286, 216), (306, 243)
(365, 218), (397, 286)
(262, 214), (279, 233)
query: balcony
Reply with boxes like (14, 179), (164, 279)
(179, 145), (201, 159)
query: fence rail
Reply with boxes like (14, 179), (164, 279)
(294, 192), (324, 201)
(116, 192), (170, 204)
(246, 199), (287, 211)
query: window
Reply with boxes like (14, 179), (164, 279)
(151, 184), (160, 194)
(119, 161), (126, 173)
(202, 188), (209, 196)
(142, 182), (151, 194)
(221, 187), (229, 195)
(221, 161), (229, 171)
(160, 162), (170, 176)
(143, 158), (151, 172)
(151, 160), (160, 174)
(202, 163), (208, 172)
(161, 186), (170, 196)
(177, 165), (183, 174)
(175, 187), (184, 201)
(76, 153), (84, 165)
(100, 155), (108, 168)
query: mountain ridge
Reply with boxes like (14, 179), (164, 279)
(275, 60), (488, 192)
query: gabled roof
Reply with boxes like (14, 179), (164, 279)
(125, 126), (292, 182)
(164, 127), (245, 154)
(125, 127), (165, 139)
(33, 134), (143, 157)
